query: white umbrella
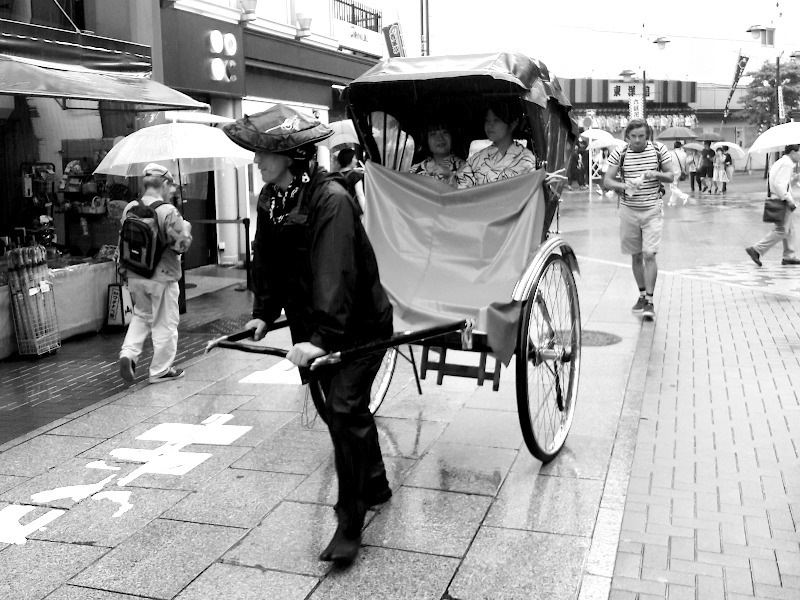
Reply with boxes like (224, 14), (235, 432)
(319, 119), (359, 149)
(711, 141), (745, 160)
(94, 122), (254, 178)
(587, 137), (624, 150)
(580, 128), (613, 141)
(747, 122), (800, 155)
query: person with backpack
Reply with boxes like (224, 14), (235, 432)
(223, 105), (394, 566)
(667, 141), (689, 206)
(603, 118), (675, 319)
(117, 163), (192, 384)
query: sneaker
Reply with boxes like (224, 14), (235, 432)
(642, 301), (655, 319)
(782, 257), (800, 265)
(631, 296), (647, 312)
(118, 356), (135, 383)
(149, 368), (185, 384)
(745, 247), (762, 267)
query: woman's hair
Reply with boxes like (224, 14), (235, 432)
(486, 99), (521, 129)
(337, 148), (356, 169)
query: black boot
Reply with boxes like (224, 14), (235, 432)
(320, 505), (363, 564)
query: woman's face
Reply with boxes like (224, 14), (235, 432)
(484, 109), (514, 144)
(427, 127), (452, 157)
(255, 152), (292, 184)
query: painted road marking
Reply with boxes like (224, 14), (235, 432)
(239, 359), (302, 385)
(0, 413), (252, 545)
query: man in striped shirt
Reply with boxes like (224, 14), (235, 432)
(603, 118), (676, 319)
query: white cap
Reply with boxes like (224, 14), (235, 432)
(142, 163), (174, 181)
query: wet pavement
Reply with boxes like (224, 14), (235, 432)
(0, 172), (798, 599)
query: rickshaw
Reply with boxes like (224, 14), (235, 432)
(211, 51), (581, 462)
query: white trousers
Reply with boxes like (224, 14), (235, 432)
(753, 205), (796, 259)
(120, 278), (180, 378)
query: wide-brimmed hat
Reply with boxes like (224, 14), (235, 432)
(223, 105), (334, 158)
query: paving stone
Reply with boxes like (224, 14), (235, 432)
(174, 562), (317, 600)
(377, 386), (468, 422)
(232, 427), (332, 475)
(403, 441), (516, 496)
(30, 487), (189, 547)
(0, 434), (105, 477)
(449, 526), (589, 600)
(289, 455), (415, 506)
(374, 416), (446, 459)
(362, 486), (491, 557)
(143, 394), (257, 425)
(237, 385), (309, 413)
(436, 407), (523, 449)
(222, 501), (337, 577)
(113, 379), (214, 408)
(0, 540), (107, 600)
(36, 587), (144, 599)
(539, 433), (614, 480)
(486, 472), (604, 536)
(309, 545), (458, 600)
(163, 468), (303, 527)
(70, 519), (243, 599)
(49, 404), (163, 438)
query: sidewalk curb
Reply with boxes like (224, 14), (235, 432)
(580, 317), (655, 598)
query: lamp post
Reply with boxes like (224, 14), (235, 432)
(622, 36), (670, 131)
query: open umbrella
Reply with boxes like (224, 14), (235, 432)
(747, 122), (800, 154)
(695, 131), (723, 142)
(319, 119), (360, 150)
(580, 128), (612, 141)
(683, 142), (703, 152)
(712, 141), (745, 160)
(656, 126), (697, 141)
(587, 137), (624, 150)
(94, 122), (254, 178)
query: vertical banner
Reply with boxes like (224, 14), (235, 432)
(382, 22), (406, 58)
(722, 54), (749, 122)
(628, 96), (643, 119)
(778, 85), (786, 122)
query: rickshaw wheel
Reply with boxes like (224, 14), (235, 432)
(308, 348), (398, 421)
(516, 253), (581, 462)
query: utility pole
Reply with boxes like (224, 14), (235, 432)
(419, 0), (429, 56)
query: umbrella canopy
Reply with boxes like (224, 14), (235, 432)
(695, 131), (723, 142)
(683, 142), (703, 152)
(656, 126), (697, 141)
(712, 141), (745, 160)
(747, 122), (800, 155)
(580, 128), (612, 140)
(319, 119), (359, 149)
(587, 137), (624, 150)
(94, 123), (254, 177)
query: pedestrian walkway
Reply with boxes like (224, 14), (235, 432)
(0, 259), (646, 600)
(610, 271), (800, 599)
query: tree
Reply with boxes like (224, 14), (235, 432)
(740, 59), (800, 127)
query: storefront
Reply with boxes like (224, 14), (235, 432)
(0, 19), (204, 358)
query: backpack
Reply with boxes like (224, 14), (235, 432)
(618, 142), (666, 200)
(119, 198), (166, 277)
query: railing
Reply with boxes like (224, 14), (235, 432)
(331, 0), (382, 33)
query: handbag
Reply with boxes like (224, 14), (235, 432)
(762, 197), (786, 224)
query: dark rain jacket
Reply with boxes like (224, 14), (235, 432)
(251, 166), (393, 352)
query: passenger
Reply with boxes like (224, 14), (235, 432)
(456, 101), (536, 188)
(408, 121), (466, 187)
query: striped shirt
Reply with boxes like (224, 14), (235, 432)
(608, 141), (671, 209)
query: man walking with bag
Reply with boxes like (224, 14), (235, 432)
(745, 144), (800, 266)
(604, 118), (675, 319)
(118, 164), (193, 383)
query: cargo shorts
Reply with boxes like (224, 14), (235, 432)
(619, 202), (663, 254)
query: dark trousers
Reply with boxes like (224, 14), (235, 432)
(313, 351), (387, 535)
(690, 172), (701, 191)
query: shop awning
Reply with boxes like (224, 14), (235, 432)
(0, 53), (207, 111)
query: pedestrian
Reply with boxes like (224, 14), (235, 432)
(603, 118), (675, 319)
(118, 164), (193, 384)
(336, 147), (366, 212)
(686, 148), (700, 193)
(698, 140), (715, 193)
(712, 148), (728, 195)
(745, 144), (800, 267)
(223, 104), (395, 564)
(667, 141), (689, 206)
(722, 145), (734, 194)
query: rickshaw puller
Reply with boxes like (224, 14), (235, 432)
(223, 105), (394, 565)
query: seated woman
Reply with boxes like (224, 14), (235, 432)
(408, 121), (466, 187)
(457, 101), (536, 188)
